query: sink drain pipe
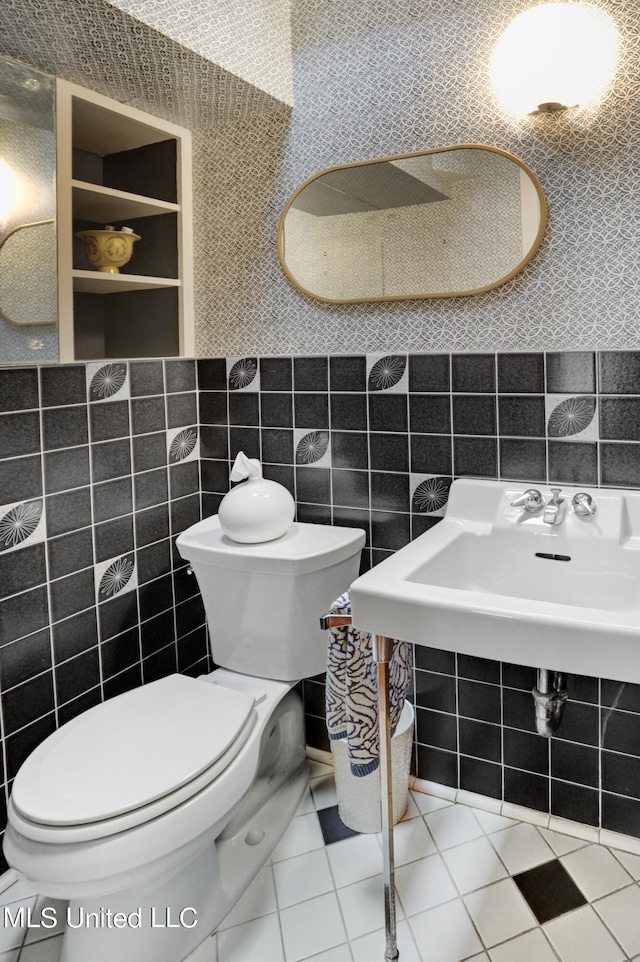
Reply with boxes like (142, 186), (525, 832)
(533, 669), (568, 736)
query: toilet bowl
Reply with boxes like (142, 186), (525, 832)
(4, 519), (364, 962)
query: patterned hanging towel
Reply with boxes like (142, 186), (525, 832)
(325, 591), (412, 777)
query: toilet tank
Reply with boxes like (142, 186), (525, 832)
(176, 518), (365, 681)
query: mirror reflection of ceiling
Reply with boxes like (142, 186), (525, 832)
(293, 162), (449, 216)
(278, 145), (547, 303)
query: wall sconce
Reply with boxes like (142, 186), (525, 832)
(0, 159), (17, 222)
(490, 3), (621, 117)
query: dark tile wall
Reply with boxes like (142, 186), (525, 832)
(0, 358), (210, 870)
(199, 350), (640, 839)
(2, 348), (640, 867)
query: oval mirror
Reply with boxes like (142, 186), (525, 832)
(278, 145), (547, 303)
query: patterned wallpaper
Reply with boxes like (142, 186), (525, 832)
(0, 0), (287, 129)
(1, 0), (639, 356)
(193, 0), (640, 357)
(108, 0), (293, 106)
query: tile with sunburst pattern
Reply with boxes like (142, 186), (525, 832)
(95, 553), (137, 603)
(0, 499), (45, 554)
(545, 395), (598, 441)
(86, 361), (130, 402)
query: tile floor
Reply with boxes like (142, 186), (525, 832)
(2, 758), (640, 962)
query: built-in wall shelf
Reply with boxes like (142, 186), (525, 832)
(72, 270), (181, 294)
(72, 181), (180, 222)
(56, 79), (193, 362)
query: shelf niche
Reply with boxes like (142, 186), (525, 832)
(57, 79), (193, 362)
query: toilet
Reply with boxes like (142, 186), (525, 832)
(4, 517), (364, 962)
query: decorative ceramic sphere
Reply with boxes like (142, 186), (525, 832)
(218, 451), (295, 543)
(75, 228), (140, 273)
(218, 478), (295, 543)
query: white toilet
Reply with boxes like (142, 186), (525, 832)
(4, 517), (364, 962)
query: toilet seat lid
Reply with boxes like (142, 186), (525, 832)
(11, 675), (256, 826)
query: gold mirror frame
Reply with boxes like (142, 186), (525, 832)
(277, 144), (548, 304)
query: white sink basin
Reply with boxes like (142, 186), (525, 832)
(349, 479), (640, 683)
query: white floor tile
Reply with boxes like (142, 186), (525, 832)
(538, 827), (589, 857)
(185, 932), (218, 962)
(409, 791), (453, 815)
(397, 791), (421, 822)
(308, 760), (333, 779)
(472, 809), (517, 835)
(273, 849), (335, 909)
(326, 833), (383, 888)
(423, 805), (484, 850)
(299, 945), (352, 962)
(464, 878), (537, 948)
(409, 898), (484, 962)
(350, 919), (420, 962)
(0, 877), (34, 906)
(391, 814), (438, 866)
(0, 951), (20, 962)
(22, 899), (67, 945)
(218, 864), (277, 930)
(336, 875), (393, 941)
(593, 884), (640, 958)
(561, 845), (633, 901)
(488, 823), (554, 875)
(544, 905), (626, 962)
(611, 846), (640, 880)
(279, 892), (347, 962)
(15, 936), (62, 962)
(0, 897), (35, 953)
(488, 928), (558, 962)
(296, 786), (316, 816)
(218, 913), (284, 962)
(271, 812), (325, 863)
(395, 853), (458, 917)
(441, 837), (508, 894)
(310, 775), (338, 811)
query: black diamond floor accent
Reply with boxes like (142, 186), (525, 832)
(317, 805), (360, 845)
(513, 858), (588, 924)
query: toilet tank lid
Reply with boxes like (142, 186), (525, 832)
(11, 675), (256, 827)
(176, 518), (366, 574)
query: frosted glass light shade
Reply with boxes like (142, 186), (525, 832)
(0, 160), (17, 222)
(490, 3), (620, 117)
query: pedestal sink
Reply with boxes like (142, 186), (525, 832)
(350, 478), (640, 683)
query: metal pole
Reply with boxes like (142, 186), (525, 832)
(373, 634), (399, 962)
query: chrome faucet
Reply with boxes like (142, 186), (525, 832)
(510, 488), (545, 513)
(543, 488), (567, 526)
(572, 491), (597, 517)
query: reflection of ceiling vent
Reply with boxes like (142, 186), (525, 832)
(292, 162), (449, 217)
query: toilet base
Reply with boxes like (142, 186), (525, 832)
(56, 688), (308, 962)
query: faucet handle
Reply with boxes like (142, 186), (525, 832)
(510, 488), (544, 512)
(572, 491), (597, 517)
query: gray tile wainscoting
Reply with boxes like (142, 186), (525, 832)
(0, 358), (210, 871)
(199, 350), (640, 841)
(3, 349), (640, 878)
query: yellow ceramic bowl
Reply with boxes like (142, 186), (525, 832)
(75, 229), (140, 273)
